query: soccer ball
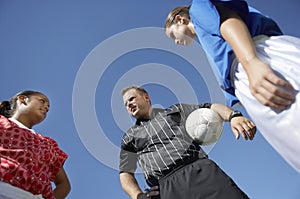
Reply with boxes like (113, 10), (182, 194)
(185, 108), (224, 145)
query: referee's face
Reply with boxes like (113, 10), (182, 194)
(123, 89), (151, 119)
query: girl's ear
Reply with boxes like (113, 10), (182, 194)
(17, 95), (28, 105)
(175, 15), (182, 23)
(175, 15), (188, 25)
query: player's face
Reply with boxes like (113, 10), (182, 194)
(123, 89), (150, 119)
(165, 22), (195, 46)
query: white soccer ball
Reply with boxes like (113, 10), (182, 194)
(185, 108), (224, 145)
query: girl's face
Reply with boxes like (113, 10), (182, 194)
(22, 93), (50, 125)
(165, 17), (196, 46)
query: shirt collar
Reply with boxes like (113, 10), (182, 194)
(135, 108), (165, 125)
(8, 118), (36, 133)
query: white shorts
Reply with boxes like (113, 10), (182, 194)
(0, 181), (44, 199)
(233, 35), (300, 173)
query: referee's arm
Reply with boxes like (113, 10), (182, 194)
(120, 172), (143, 199)
(211, 103), (256, 140)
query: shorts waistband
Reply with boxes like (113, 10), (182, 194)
(159, 153), (207, 182)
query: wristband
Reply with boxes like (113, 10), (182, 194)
(229, 110), (243, 121)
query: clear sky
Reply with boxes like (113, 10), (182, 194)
(0, 0), (300, 198)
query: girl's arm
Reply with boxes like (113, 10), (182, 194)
(217, 4), (295, 110)
(53, 167), (71, 199)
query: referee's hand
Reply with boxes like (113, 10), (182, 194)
(137, 186), (159, 199)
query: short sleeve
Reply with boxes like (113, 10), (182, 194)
(190, 0), (249, 36)
(119, 134), (138, 174)
(46, 137), (68, 181)
(190, 0), (221, 35)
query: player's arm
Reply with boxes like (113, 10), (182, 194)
(211, 104), (256, 140)
(120, 172), (143, 199)
(216, 3), (295, 110)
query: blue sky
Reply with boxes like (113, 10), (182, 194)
(0, 0), (300, 198)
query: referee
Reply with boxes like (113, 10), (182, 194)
(119, 85), (256, 199)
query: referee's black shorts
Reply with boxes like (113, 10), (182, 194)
(156, 158), (249, 199)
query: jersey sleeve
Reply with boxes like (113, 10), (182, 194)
(46, 137), (68, 181)
(119, 134), (138, 174)
(190, 0), (249, 35)
(190, 0), (221, 35)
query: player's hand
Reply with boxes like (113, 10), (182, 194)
(137, 186), (159, 199)
(246, 59), (296, 110)
(230, 116), (256, 140)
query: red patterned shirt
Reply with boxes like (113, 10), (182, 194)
(0, 115), (68, 199)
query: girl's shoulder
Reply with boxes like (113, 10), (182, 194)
(0, 115), (13, 129)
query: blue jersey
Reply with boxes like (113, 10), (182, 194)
(189, 0), (282, 106)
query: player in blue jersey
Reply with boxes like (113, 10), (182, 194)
(164, 0), (300, 173)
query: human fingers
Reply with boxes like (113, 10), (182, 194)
(241, 121), (256, 140)
(249, 70), (296, 109)
(149, 186), (159, 196)
(138, 192), (159, 199)
(263, 74), (295, 103)
(231, 117), (247, 140)
(251, 82), (294, 110)
(144, 186), (159, 198)
(231, 118), (256, 140)
(149, 186), (159, 191)
(235, 125), (249, 140)
(137, 193), (149, 199)
(267, 72), (295, 91)
(231, 128), (240, 140)
(265, 73), (296, 100)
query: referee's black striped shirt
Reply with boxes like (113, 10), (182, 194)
(119, 103), (211, 186)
